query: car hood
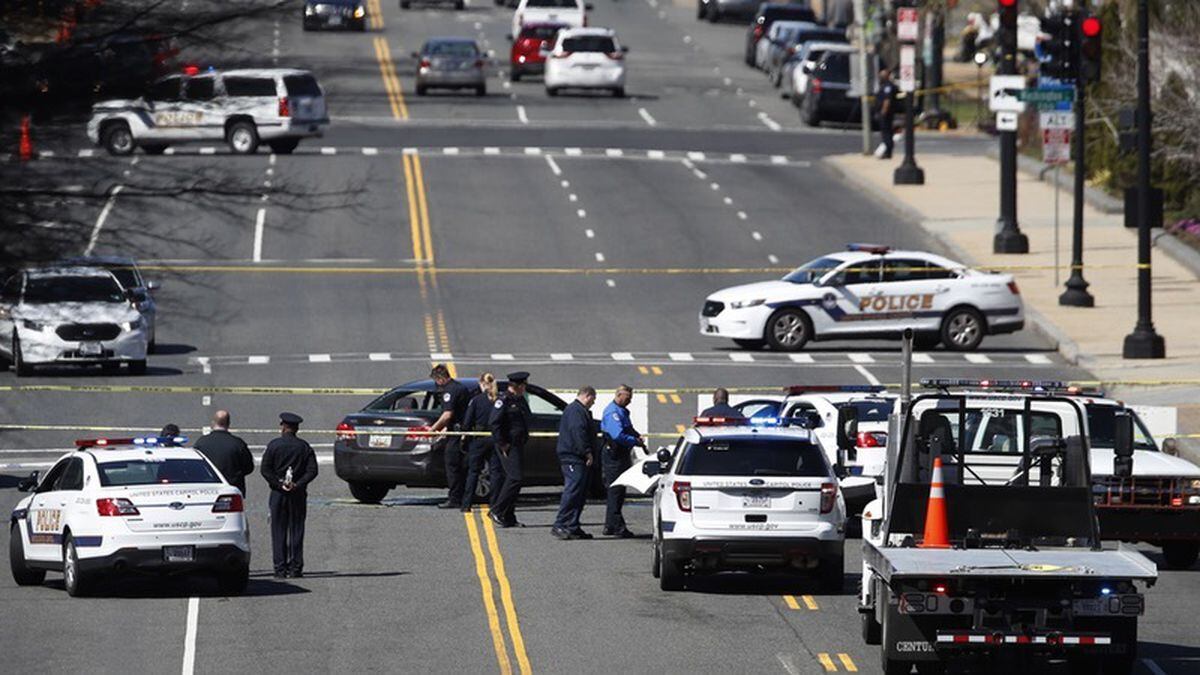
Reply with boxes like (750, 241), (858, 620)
(1090, 448), (1200, 478)
(14, 302), (140, 324)
(92, 97), (144, 112)
(707, 279), (801, 303)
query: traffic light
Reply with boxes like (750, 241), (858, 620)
(1080, 15), (1103, 83)
(1039, 12), (1075, 81)
(996, 0), (1019, 62)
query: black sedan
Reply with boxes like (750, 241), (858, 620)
(302, 0), (367, 31)
(334, 378), (602, 503)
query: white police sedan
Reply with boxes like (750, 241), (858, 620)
(9, 437), (250, 596)
(699, 245), (1024, 351)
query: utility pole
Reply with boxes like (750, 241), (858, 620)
(1122, 0), (1165, 358)
(1059, 9), (1097, 307)
(854, 0), (871, 155)
(993, 0), (1028, 253)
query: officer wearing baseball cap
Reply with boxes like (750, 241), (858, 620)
(488, 372), (532, 528)
(261, 412), (318, 578)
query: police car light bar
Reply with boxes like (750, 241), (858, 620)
(693, 416), (818, 429)
(846, 243), (891, 254)
(785, 384), (888, 395)
(75, 436), (188, 448)
(918, 378), (1098, 395)
(693, 416), (747, 427)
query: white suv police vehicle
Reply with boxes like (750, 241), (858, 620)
(617, 419), (846, 592)
(700, 245), (1025, 351)
(0, 267), (149, 376)
(88, 67), (329, 155)
(9, 437), (251, 596)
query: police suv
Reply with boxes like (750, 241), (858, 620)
(88, 67), (328, 155)
(700, 245), (1024, 351)
(617, 418), (846, 592)
(9, 437), (251, 596)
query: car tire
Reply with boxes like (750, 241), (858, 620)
(658, 551), (684, 591)
(416, 85), (427, 96)
(765, 308), (812, 352)
(217, 564), (250, 594)
(349, 481), (390, 504)
(733, 338), (766, 350)
(226, 120), (259, 155)
(475, 85), (486, 97)
(696, 1), (705, 19)
(651, 540), (661, 577)
(546, 87), (558, 97)
(861, 610), (882, 645)
(880, 609), (911, 675)
(63, 535), (91, 597)
(707, 7), (720, 22)
(612, 87), (625, 98)
(802, 96), (821, 127)
(101, 121), (136, 156)
(455, 0), (465, 8)
(142, 144), (167, 155)
(13, 337), (32, 377)
(510, 68), (522, 82)
(1161, 541), (1200, 570)
(269, 139), (300, 154)
(939, 306), (986, 352)
(128, 359), (147, 375)
(400, 0), (410, 8)
(10, 524), (46, 586)
(818, 553), (844, 593)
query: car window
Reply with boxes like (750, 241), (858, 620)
(0, 275), (20, 303)
(526, 0), (579, 7)
(526, 390), (563, 416)
(426, 41), (478, 57)
(883, 258), (955, 282)
(284, 74), (322, 97)
(1086, 405), (1158, 451)
(783, 256), (841, 283)
(364, 389), (434, 412)
(97, 459), (221, 486)
(562, 36), (615, 53)
(36, 459), (71, 493)
(734, 400), (782, 418)
(848, 399), (892, 422)
(184, 77), (215, 101)
(224, 76), (277, 97)
(58, 458), (84, 491)
(921, 409), (1062, 454)
(147, 76), (181, 101)
(106, 266), (141, 289)
(837, 259), (881, 285)
(679, 439), (828, 477)
(23, 275), (125, 304)
(520, 25), (564, 40)
(817, 52), (851, 81)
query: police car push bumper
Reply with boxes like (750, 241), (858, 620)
(17, 320), (147, 364)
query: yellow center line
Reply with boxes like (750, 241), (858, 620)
(411, 154), (436, 279)
(367, 0), (384, 29)
(479, 508), (533, 675)
(373, 37), (409, 120)
(782, 595), (801, 610)
(462, 512), (513, 675)
(837, 654), (858, 672)
(817, 653), (837, 672)
(801, 594), (819, 611)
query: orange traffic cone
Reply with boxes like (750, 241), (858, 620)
(18, 116), (33, 162)
(920, 456), (951, 549)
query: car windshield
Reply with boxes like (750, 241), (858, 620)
(562, 36), (616, 53)
(1086, 405), (1158, 451)
(849, 399), (893, 422)
(97, 459), (221, 486)
(105, 267), (140, 289)
(521, 25), (565, 40)
(818, 53), (851, 81)
(783, 256), (841, 283)
(24, 276), (125, 303)
(527, 0), (578, 6)
(426, 41), (478, 56)
(679, 438), (828, 477)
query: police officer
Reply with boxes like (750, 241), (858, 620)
(488, 371), (532, 528)
(875, 68), (898, 160)
(699, 387), (740, 418)
(194, 410), (255, 497)
(551, 385), (597, 540)
(461, 372), (504, 513)
(429, 364), (472, 509)
(261, 412), (318, 578)
(600, 384), (644, 538)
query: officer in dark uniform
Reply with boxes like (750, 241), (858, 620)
(699, 388), (740, 419)
(429, 364), (472, 509)
(194, 410), (255, 497)
(461, 373), (503, 513)
(488, 371), (532, 528)
(875, 68), (898, 159)
(261, 412), (318, 578)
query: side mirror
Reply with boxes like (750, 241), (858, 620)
(17, 471), (39, 492)
(1114, 411), (1134, 479)
(585, 2), (594, 9)
(836, 405), (858, 452)
(145, 280), (160, 291)
(642, 461), (661, 477)
(621, 46), (629, 53)
(802, 63), (813, 74)
(656, 447), (672, 464)
(411, 51), (420, 59)
(487, 49), (496, 59)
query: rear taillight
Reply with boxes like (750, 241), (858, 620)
(606, 51), (623, 60)
(810, 78), (822, 94)
(673, 481), (692, 512)
(278, 96), (290, 117)
(753, 25), (764, 40)
(406, 425), (432, 441)
(336, 421), (356, 441)
(857, 431), (886, 448)
(1007, 280), (1020, 295)
(820, 482), (837, 514)
(474, 59), (484, 68)
(97, 498), (140, 516)
(213, 494), (244, 513)
(419, 57), (431, 69)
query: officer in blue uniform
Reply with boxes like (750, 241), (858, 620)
(461, 373), (504, 513)
(429, 364), (473, 509)
(551, 385), (598, 540)
(600, 384), (644, 538)
(488, 371), (532, 528)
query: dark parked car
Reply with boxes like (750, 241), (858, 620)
(334, 378), (601, 503)
(743, 3), (817, 67)
(797, 51), (863, 127)
(767, 25), (846, 87)
(302, 1), (368, 31)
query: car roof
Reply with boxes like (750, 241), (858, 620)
(81, 446), (207, 463)
(818, 249), (961, 267)
(57, 255), (138, 267)
(802, 41), (855, 54)
(560, 27), (616, 37)
(26, 266), (115, 279)
(425, 36), (479, 43)
(388, 378), (557, 397)
(521, 22), (571, 29)
(217, 68), (314, 78)
(686, 425), (816, 443)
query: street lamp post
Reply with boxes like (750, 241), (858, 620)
(1059, 10), (1094, 307)
(993, 0), (1028, 253)
(973, 51), (987, 129)
(1122, 0), (1165, 358)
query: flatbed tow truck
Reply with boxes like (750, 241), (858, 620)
(856, 355), (1157, 674)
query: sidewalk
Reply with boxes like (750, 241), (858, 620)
(826, 150), (1200, 441)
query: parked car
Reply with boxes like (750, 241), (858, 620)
(510, 22), (568, 80)
(302, 0), (368, 30)
(743, 3), (817, 67)
(544, 27), (627, 98)
(768, 25), (846, 88)
(414, 38), (488, 96)
(57, 256), (159, 353)
(797, 51), (863, 127)
(697, 0), (767, 23)
(785, 41), (854, 103)
(754, 20), (808, 72)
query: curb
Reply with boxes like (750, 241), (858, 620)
(821, 157), (1082, 365)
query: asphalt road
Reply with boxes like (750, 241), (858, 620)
(3, 1), (1198, 674)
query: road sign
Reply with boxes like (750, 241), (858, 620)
(989, 75), (1027, 113)
(1019, 86), (1075, 111)
(1040, 110), (1074, 131)
(996, 111), (1019, 132)
(1042, 128), (1072, 165)
(897, 7), (919, 42)
(898, 45), (916, 93)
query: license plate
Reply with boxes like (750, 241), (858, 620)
(163, 545), (194, 563)
(369, 434), (392, 448)
(329, 16), (342, 25)
(79, 341), (102, 356)
(742, 494), (771, 508)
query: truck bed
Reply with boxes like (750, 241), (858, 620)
(865, 542), (1158, 583)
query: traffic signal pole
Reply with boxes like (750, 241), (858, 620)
(994, 0), (1028, 253)
(1060, 13), (1094, 307)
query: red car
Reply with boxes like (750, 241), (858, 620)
(510, 22), (568, 81)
